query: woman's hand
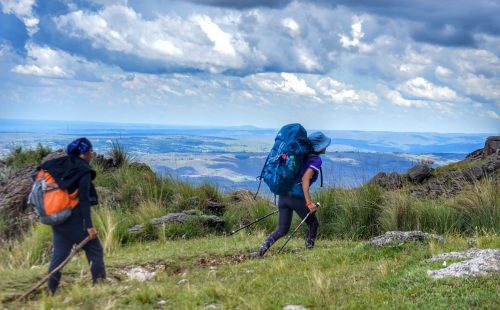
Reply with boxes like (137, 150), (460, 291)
(87, 227), (98, 240)
(306, 201), (318, 213)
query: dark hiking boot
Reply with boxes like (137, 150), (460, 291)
(305, 239), (315, 250)
(248, 251), (263, 259)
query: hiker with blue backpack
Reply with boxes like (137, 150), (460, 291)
(250, 124), (331, 257)
(30, 138), (106, 293)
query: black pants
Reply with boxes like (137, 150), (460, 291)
(260, 195), (319, 254)
(48, 225), (106, 293)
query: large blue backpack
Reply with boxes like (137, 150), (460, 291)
(255, 123), (311, 197)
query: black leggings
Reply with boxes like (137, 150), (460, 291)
(48, 225), (106, 293)
(260, 195), (319, 253)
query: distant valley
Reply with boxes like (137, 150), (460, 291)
(0, 119), (488, 192)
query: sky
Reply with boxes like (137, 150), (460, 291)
(0, 0), (499, 133)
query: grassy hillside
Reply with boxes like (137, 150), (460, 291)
(0, 145), (498, 308)
(1, 234), (499, 309)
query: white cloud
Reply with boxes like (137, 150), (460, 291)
(0, 0), (38, 35)
(435, 65), (453, 78)
(56, 6), (260, 73)
(248, 72), (316, 96)
(151, 39), (183, 57)
(295, 47), (322, 71)
(282, 17), (300, 37)
(11, 44), (99, 80)
(194, 15), (236, 56)
(457, 73), (500, 102)
(339, 16), (364, 49)
(386, 90), (428, 107)
(398, 77), (461, 102)
(12, 64), (70, 78)
(317, 77), (378, 106)
(487, 110), (500, 120)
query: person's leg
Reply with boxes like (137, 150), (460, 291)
(256, 196), (293, 256)
(82, 238), (106, 284)
(47, 229), (73, 293)
(289, 197), (320, 249)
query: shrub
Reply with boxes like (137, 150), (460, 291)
(451, 178), (500, 233)
(108, 140), (133, 168)
(315, 183), (383, 239)
(5, 144), (52, 169)
(0, 223), (53, 269)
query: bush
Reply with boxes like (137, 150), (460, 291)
(108, 140), (133, 168)
(5, 144), (52, 169)
(0, 223), (53, 269)
(315, 183), (383, 239)
(378, 190), (463, 234)
(223, 199), (278, 234)
(451, 178), (500, 233)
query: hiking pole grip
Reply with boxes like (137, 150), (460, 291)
(18, 236), (92, 301)
(228, 209), (279, 236)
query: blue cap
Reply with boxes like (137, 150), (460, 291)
(308, 132), (331, 153)
(67, 137), (93, 155)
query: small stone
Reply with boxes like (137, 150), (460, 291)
(124, 267), (156, 282)
(283, 305), (309, 310)
(158, 300), (167, 306)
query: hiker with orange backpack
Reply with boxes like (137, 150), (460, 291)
(31, 138), (106, 293)
(251, 127), (331, 257)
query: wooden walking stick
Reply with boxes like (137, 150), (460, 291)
(17, 236), (92, 301)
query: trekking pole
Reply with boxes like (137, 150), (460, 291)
(228, 209), (279, 236)
(17, 236), (92, 301)
(277, 203), (320, 254)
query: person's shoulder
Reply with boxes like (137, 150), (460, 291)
(306, 154), (322, 171)
(311, 155), (322, 167)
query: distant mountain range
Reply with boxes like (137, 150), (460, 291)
(0, 118), (493, 190)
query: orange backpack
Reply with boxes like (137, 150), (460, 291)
(28, 169), (80, 225)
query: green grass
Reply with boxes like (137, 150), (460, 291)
(1, 145), (499, 308)
(4, 144), (52, 169)
(1, 234), (498, 309)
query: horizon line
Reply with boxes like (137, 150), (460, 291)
(0, 117), (497, 135)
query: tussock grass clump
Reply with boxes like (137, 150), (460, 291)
(108, 141), (133, 168)
(0, 224), (52, 270)
(315, 183), (383, 239)
(92, 204), (130, 254)
(378, 190), (463, 234)
(450, 178), (500, 233)
(224, 199), (278, 233)
(5, 144), (51, 169)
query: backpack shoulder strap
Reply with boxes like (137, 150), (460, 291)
(320, 166), (323, 187)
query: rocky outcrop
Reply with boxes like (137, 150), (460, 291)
(95, 186), (124, 205)
(206, 199), (225, 214)
(371, 172), (404, 190)
(482, 136), (500, 159)
(368, 136), (500, 199)
(128, 210), (225, 234)
(408, 165), (432, 183)
(368, 231), (444, 247)
(0, 166), (36, 237)
(425, 248), (500, 279)
(465, 136), (500, 160)
(229, 189), (254, 202)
